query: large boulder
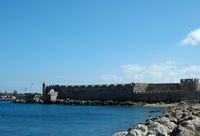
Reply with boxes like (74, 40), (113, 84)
(173, 125), (195, 136)
(113, 131), (128, 136)
(169, 117), (177, 124)
(180, 117), (200, 133)
(127, 129), (143, 136)
(147, 122), (168, 136)
(173, 110), (183, 121)
(154, 117), (177, 132)
(127, 124), (148, 136)
(137, 124), (148, 134)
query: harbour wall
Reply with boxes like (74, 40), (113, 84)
(43, 79), (200, 103)
(44, 84), (134, 101)
(133, 83), (180, 93)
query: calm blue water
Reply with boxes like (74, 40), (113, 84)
(0, 100), (163, 136)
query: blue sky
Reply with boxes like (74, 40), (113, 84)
(1, 0), (200, 92)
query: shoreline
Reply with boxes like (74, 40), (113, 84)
(12, 98), (175, 110)
(13, 99), (147, 106)
(114, 102), (200, 136)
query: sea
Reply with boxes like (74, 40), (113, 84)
(0, 100), (164, 136)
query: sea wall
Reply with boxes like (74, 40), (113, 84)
(133, 83), (148, 93)
(133, 83), (180, 93)
(43, 79), (200, 103)
(45, 84), (134, 101)
(147, 83), (180, 92)
(134, 90), (200, 103)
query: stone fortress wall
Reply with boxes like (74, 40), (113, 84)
(43, 79), (200, 103)
(133, 83), (180, 93)
(199, 84), (200, 90)
(43, 83), (134, 101)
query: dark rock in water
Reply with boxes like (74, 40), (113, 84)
(149, 109), (161, 113)
(13, 99), (26, 103)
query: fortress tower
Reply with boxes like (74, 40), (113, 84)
(180, 79), (200, 91)
(42, 82), (47, 98)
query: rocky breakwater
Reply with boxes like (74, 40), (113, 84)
(13, 98), (146, 106)
(114, 102), (200, 136)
